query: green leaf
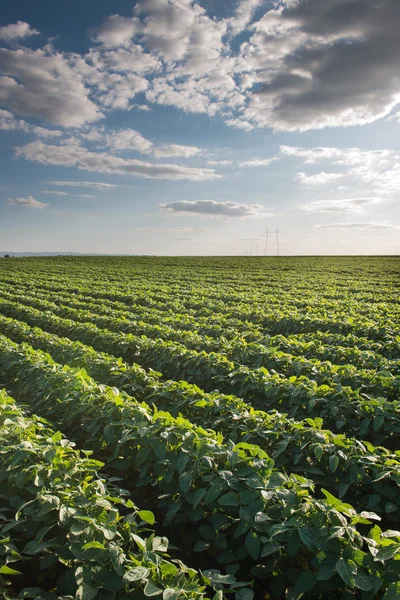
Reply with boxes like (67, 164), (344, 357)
(77, 583), (98, 600)
(123, 567), (150, 582)
(138, 510), (155, 525)
(235, 590), (254, 600)
(0, 565), (22, 575)
(82, 541), (105, 550)
(245, 532), (260, 561)
(218, 492), (239, 507)
(144, 582), (163, 597)
(205, 483), (223, 505)
(329, 455), (339, 473)
(336, 558), (356, 587)
(294, 571), (316, 594)
(383, 582), (400, 600)
(353, 571), (374, 592)
(193, 540), (210, 552)
(163, 590), (180, 600)
(375, 544), (400, 561)
(179, 472), (193, 493)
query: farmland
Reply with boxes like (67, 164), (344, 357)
(0, 255), (399, 600)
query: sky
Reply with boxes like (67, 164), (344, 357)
(0, 0), (400, 255)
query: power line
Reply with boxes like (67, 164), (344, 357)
(321, 171), (400, 227)
(355, 197), (400, 224)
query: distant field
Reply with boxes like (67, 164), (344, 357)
(0, 256), (399, 600)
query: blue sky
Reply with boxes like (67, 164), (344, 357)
(1, 0), (400, 255)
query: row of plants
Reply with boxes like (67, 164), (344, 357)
(0, 335), (399, 598)
(0, 299), (398, 448)
(0, 289), (398, 400)
(1, 267), (396, 322)
(0, 389), (220, 600)
(0, 313), (399, 525)
(2, 279), (399, 367)
(0, 280), (397, 347)
(2, 283), (398, 373)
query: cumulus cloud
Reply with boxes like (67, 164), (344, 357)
(0, 108), (28, 131)
(282, 144), (400, 196)
(105, 128), (153, 153)
(48, 181), (117, 189)
(225, 0), (268, 36)
(0, 21), (39, 42)
(296, 172), (344, 185)
(1, 1), (399, 135)
(90, 15), (142, 47)
(240, 0), (400, 131)
(160, 199), (271, 218)
(300, 197), (382, 214)
(31, 126), (63, 138)
(7, 196), (47, 209)
(0, 46), (101, 127)
(16, 140), (220, 181)
(153, 144), (201, 158)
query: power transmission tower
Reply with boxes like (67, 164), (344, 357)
(264, 229), (269, 256)
(275, 229), (280, 256)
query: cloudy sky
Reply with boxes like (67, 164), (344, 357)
(1, 0), (400, 255)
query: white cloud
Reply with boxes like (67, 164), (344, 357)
(0, 21), (39, 42)
(281, 144), (400, 197)
(0, 46), (101, 127)
(105, 128), (153, 153)
(318, 221), (400, 231)
(296, 172), (344, 185)
(239, 158), (274, 168)
(41, 191), (69, 196)
(48, 181), (117, 189)
(75, 194), (96, 198)
(226, 0), (268, 36)
(153, 144), (201, 158)
(136, 0), (227, 67)
(88, 46), (160, 76)
(225, 118), (255, 131)
(280, 146), (344, 164)
(0, 108), (28, 131)
(160, 199), (271, 218)
(239, 0), (400, 131)
(135, 226), (209, 232)
(32, 126), (63, 138)
(300, 197), (382, 214)
(207, 160), (233, 166)
(16, 140), (220, 181)
(7, 196), (47, 209)
(90, 15), (142, 47)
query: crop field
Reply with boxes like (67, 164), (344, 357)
(0, 255), (399, 600)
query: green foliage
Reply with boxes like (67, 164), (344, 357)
(0, 255), (399, 599)
(0, 390), (219, 600)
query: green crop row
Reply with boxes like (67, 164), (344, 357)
(0, 279), (397, 347)
(0, 389), (218, 600)
(1, 287), (398, 400)
(0, 298), (398, 448)
(0, 313), (399, 525)
(0, 336), (399, 598)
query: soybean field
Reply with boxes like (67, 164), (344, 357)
(0, 255), (399, 600)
